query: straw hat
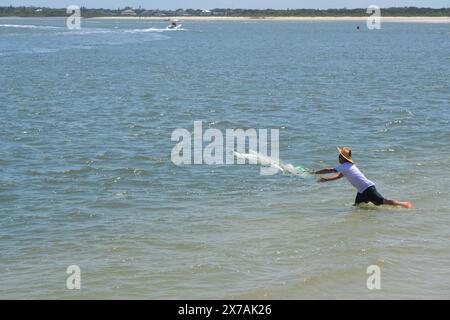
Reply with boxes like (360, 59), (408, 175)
(337, 146), (354, 163)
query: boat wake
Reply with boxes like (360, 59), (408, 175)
(0, 24), (185, 34)
(0, 24), (62, 30)
(126, 27), (185, 33)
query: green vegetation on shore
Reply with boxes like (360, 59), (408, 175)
(0, 6), (449, 18)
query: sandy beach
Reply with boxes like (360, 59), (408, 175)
(90, 16), (450, 23)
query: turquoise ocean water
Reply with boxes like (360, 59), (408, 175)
(0, 17), (449, 299)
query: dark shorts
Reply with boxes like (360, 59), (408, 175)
(355, 186), (385, 206)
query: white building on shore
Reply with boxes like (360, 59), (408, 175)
(121, 9), (137, 16)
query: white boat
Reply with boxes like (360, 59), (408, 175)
(166, 23), (182, 30)
(167, 19), (182, 30)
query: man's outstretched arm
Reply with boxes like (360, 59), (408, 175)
(315, 168), (338, 175)
(317, 172), (344, 183)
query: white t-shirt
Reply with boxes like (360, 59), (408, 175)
(335, 162), (375, 193)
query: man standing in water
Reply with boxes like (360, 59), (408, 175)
(315, 147), (412, 208)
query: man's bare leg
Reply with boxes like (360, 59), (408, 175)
(383, 199), (412, 208)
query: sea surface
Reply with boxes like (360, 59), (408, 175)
(0, 17), (449, 299)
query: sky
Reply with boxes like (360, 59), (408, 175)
(1, 1), (448, 10)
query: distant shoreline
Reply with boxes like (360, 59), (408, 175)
(1, 15), (449, 23)
(88, 16), (450, 23)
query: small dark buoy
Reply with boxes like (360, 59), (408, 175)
(357, 26), (360, 30)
